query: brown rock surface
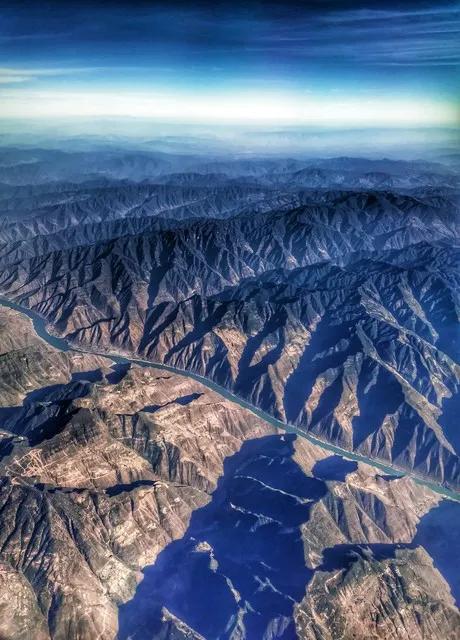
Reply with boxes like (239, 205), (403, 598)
(0, 306), (108, 407)
(0, 305), (458, 640)
(0, 313), (275, 639)
(295, 547), (460, 640)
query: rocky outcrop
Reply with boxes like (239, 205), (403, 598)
(293, 438), (440, 568)
(0, 562), (50, 640)
(0, 150), (459, 639)
(295, 547), (460, 640)
(0, 311), (274, 639)
(0, 306), (108, 406)
(1, 180), (459, 489)
(0, 307), (458, 639)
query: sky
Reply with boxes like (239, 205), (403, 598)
(0, 0), (458, 126)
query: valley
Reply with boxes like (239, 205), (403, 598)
(0, 149), (458, 639)
(1, 296), (458, 503)
(1, 154), (458, 491)
(0, 300), (459, 640)
(2, 0), (459, 637)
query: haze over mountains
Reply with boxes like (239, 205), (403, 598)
(0, 140), (459, 639)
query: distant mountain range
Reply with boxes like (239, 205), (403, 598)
(0, 147), (458, 188)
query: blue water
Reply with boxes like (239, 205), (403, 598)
(0, 296), (72, 351)
(2, 298), (460, 637)
(1, 297), (459, 503)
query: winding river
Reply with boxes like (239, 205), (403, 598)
(1, 295), (458, 503)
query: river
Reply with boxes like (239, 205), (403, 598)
(0, 295), (458, 503)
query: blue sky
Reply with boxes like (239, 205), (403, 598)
(0, 1), (458, 125)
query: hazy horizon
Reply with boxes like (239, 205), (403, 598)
(0, 0), (458, 130)
(0, 119), (458, 162)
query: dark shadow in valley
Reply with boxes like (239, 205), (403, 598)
(0, 375), (95, 446)
(318, 542), (412, 573)
(352, 361), (404, 449)
(105, 362), (131, 384)
(141, 392), (203, 413)
(0, 364), (133, 450)
(283, 315), (359, 426)
(118, 433), (328, 640)
(71, 368), (105, 384)
(0, 436), (14, 459)
(106, 479), (157, 497)
(117, 430), (460, 640)
(35, 483), (88, 494)
(3, 376), (92, 412)
(234, 306), (288, 412)
(413, 499), (460, 606)
(164, 302), (229, 364)
(312, 455), (357, 482)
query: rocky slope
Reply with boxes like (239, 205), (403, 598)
(0, 309), (273, 639)
(0, 150), (459, 639)
(0, 304), (458, 639)
(1, 183), (458, 489)
(295, 547), (459, 640)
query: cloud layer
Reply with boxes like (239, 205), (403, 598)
(0, 1), (458, 124)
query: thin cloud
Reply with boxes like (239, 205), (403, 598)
(0, 87), (456, 127)
(239, 5), (460, 67)
(0, 67), (101, 85)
